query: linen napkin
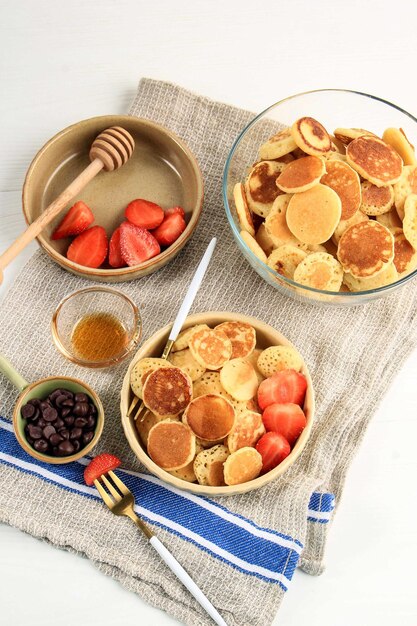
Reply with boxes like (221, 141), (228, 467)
(1, 78), (417, 626)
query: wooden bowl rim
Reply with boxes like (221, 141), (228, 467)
(120, 311), (315, 496)
(22, 114), (204, 277)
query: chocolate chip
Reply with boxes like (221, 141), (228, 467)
(74, 417), (87, 429)
(37, 417), (47, 428)
(55, 394), (69, 408)
(43, 406), (58, 422)
(70, 427), (82, 440)
(72, 440), (81, 452)
(21, 404), (35, 419)
(75, 393), (88, 403)
(40, 401), (51, 411)
(50, 433), (63, 447)
(85, 415), (96, 430)
(43, 424), (56, 439)
(57, 440), (74, 455)
(62, 399), (75, 407)
(61, 407), (72, 417)
(27, 424), (43, 439)
(64, 415), (75, 427)
(34, 439), (49, 453)
(58, 428), (70, 440)
(73, 402), (89, 416)
(82, 431), (94, 446)
(54, 418), (64, 430)
(89, 403), (97, 415)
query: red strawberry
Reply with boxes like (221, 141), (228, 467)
(125, 199), (164, 230)
(52, 201), (94, 240)
(258, 369), (307, 410)
(119, 222), (160, 266)
(84, 453), (121, 486)
(108, 226), (125, 268)
(152, 213), (186, 247)
(262, 403), (307, 446)
(165, 205), (185, 218)
(256, 432), (291, 473)
(66, 226), (108, 268)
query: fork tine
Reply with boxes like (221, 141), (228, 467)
(133, 401), (148, 422)
(94, 479), (114, 508)
(108, 470), (131, 496)
(101, 474), (122, 501)
(127, 395), (140, 417)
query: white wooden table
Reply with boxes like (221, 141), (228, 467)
(1, 1), (416, 624)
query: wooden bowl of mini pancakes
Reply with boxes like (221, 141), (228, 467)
(120, 312), (315, 496)
(23, 115), (204, 282)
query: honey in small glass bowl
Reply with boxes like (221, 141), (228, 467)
(51, 287), (142, 368)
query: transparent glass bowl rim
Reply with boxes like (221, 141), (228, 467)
(223, 88), (417, 298)
(51, 286), (142, 367)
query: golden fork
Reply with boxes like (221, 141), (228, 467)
(127, 237), (217, 423)
(94, 468), (227, 626)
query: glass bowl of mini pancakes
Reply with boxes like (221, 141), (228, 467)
(223, 90), (417, 305)
(120, 312), (315, 495)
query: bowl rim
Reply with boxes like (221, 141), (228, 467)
(22, 114), (204, 277)
(13, 375), (104, 464)
(51, 286), (142, 368)
(120, 311), (315, 496)
(223, 88), (417, 298)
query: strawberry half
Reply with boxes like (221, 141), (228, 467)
(262, 403), (307, 446)
(84, 453), (121, 486)
(152, 213), (186, 247)
(66, 225), (108, 268)
(52, 201), (94, 240)
(125, 199), (164, 230)
(258, 369), (307, 410)
(165, 205), (185, 218)
(256, 432), (291, 474)
(108, 226), (125, 268)
(119, 221), (160, 266)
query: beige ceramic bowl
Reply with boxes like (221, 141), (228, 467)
(22, 115), (204, 282)
(120, 312), (315, 496)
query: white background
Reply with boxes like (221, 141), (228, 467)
(1, 1), (417, 624)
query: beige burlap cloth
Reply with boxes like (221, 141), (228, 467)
(1, 79), (417, 626)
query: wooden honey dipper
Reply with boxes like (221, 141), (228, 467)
(0, 126), (135, 284)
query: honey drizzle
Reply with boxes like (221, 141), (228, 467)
(71, 312), (128, 362)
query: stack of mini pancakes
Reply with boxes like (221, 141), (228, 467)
(235, 117), (417, 292)
(130, 320), (307, 486)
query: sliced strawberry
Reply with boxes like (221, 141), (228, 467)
(84, 453), (121, 486)
(119, 222), (160, 266)
(258, 369), (307, 410)
(256, 432), (291, 473)
(165, 205), (185, 218)
(66, 226), (108, 268)
(52, 201), (94, 240)
(262, 403), (307, 446)
(152, 213), (186, 247)
(125, 199), (164, 230)
(108, 226), (125, 268)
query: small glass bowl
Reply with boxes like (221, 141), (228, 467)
(51, 287), (142, 368)
(223, 89), (417, 306)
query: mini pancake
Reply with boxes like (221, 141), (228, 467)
(265, 194), (300, 248)
(376, 207), (402, 231)
(183, 394), (235, 441)
(286, 184), (342, 244)
(244, 348), (264, 384)
(240, 230), (268, 263)
(189, 327), (232, 370)
(334, 127), (377, 145)
(337, 221), (394, 277)
(257, 345), (303, 377)
(346, 136), (403, 187)
(393, 165), (417, 219)
(291, 117), (332, 157)
(215, 321), (256, 359)
(169, 459), (197, 483)
(360, 181), (394, 216)
(193, 445), (230, 486)
(227, 411), (265, 453)
(267, 244), (307, 279)
(142, 366), (193, 417)
(223, 447), (263, 486)
(147, 420), (196, 471)
(220, 358), (259, 402)
(343, 263), (398, 291)
(245, 160), (285, 217)
(255, 223), (275, 256)
(321, 160), (361, 220)
(323, 237), (338, 257)
(259, 127), (297, 160)
(293, 252), (343, 291)
(332, 210), (369, 245)
(327, 152), (348, 163)
(329, 134), (346, 154)
(135, 410), (165, 447)
(130, 357), (172, 399)
(233, 182), (255, 236)
(193, 371), (234, 401)
(168, 348), (206, 382)
(196, 436), (225, 449)
(403, 194), (417, 249)
(382, 128), (417, 166)
(276, 155), (325, 193)
(392, 228), (417, 277)
(172, 324), (210, 352)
